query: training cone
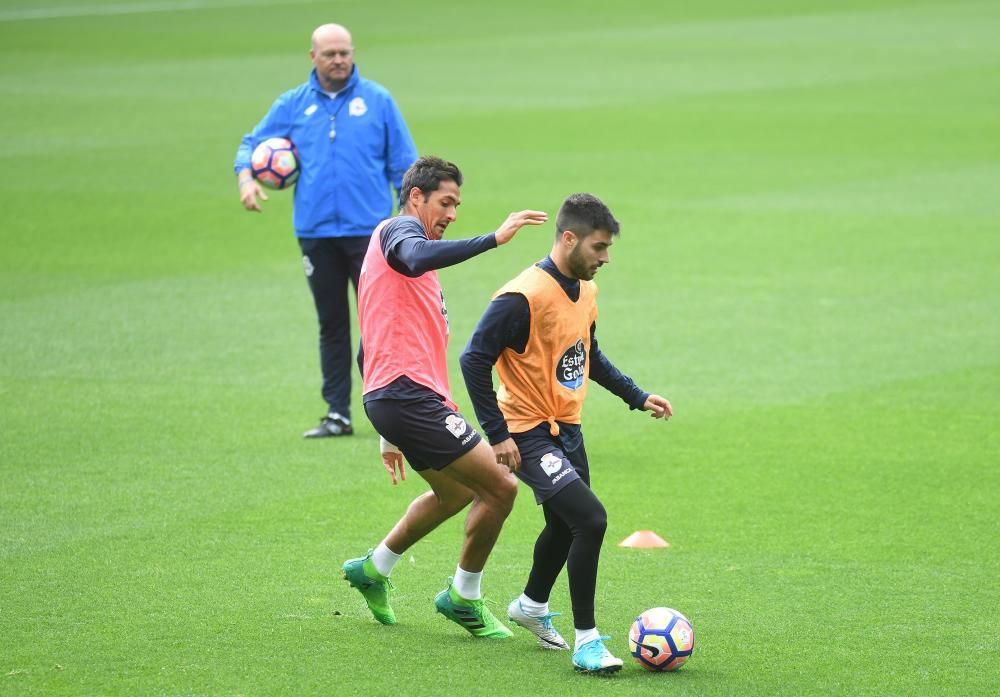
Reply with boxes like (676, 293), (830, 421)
(619, 530), (670, 548)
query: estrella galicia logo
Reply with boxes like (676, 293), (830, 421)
(557, 339), (586, 390)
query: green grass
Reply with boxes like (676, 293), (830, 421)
(1, 0), (998, 694)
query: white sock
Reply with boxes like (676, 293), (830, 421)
(518, 593), (549, 617)
(575, 627), (600, 651)
(453, 566), (482, 600)
(371, 542), (401, 578)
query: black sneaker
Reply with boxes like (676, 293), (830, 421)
(303, 412), (354, 438)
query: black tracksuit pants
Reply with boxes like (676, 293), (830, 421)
(298, 236), (369, 419)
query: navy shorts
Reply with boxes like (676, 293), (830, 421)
(364, 395), (482, 472)
(512, 425), (591, 504)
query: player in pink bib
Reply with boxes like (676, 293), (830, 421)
(342, 156), (548, 638)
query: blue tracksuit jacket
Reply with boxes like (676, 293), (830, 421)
(234, 66), (417, 238)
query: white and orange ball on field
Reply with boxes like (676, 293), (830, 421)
(251, 137), (300, 190)
(628, 607), (695, 672)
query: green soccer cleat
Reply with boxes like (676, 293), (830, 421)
(342, 551), (396, 625)
(434, 578), (512, 639)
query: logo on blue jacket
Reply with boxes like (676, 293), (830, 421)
(349, 97), (367, 117)
(557, 339), (586, 390)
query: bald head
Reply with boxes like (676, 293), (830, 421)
(311, 23), (352, 50)
(310, 24), (355, 92)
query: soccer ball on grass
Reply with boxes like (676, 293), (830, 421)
(628, 606), (694, 671)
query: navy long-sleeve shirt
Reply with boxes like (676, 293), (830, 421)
(460, 256), (649, 445)
(361, 215), (497, 403)
(381, 215), (496, 277)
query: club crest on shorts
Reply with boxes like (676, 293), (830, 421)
(444, 414), (467, 438)
(302, 255), (314, 277)
(557, 339), (586, 390)
(539, 452), (563, 476)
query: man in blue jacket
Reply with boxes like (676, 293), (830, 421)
(235, 23), (418, 438)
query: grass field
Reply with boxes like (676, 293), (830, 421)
(2, 0), (998, 694)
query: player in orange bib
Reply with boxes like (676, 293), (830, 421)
(460, 193), (673, 673)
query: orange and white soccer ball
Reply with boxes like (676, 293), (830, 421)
(628, 607), (695, 671)
(250, 137), (300, 190)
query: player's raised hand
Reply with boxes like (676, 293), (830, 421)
(380, 436), (407, 485)
(239, 177), (268, 212)
(494, 209), (548, 245)
(644, 394), (673, 421)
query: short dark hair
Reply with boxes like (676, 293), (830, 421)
(555, 193), (620, 239)
(399, 156), (463, 208)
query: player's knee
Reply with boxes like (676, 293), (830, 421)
(493, 471), (518, 513)
(578, 500), (608, 540)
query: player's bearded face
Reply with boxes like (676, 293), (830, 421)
(568, 229), (613, 280)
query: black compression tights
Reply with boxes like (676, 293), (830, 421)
(523, 478), (608, 629)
